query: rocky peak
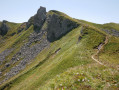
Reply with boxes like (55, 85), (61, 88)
(2, 20), (8, 23)
(37, 6), (46, 16)
(0, 20), (9, 36)
(27, 6), (46, 30)
(27, 7), (79, 42)
(34, 6), (46, 30)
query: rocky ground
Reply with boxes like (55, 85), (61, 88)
(0, 29), (50, 84)
(102, 29), (119, 37)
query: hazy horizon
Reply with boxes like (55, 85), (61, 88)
(0, 0), (119, 24)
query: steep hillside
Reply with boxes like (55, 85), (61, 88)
(0, 6), (119, 90)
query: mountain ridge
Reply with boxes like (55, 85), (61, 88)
(0, 6), (119, 90)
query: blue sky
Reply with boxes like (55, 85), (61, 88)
(0, 0), (119, 24)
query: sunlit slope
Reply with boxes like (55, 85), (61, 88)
(0, 10), (119, 90)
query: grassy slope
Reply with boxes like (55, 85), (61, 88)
(0, 11), (119, 90)
(1, 26), (109, 90)
(99, 36), (119, 66)
(40, 27), (119, 90)
(79, 20), (119, 66)
(99, 23), (119, 66)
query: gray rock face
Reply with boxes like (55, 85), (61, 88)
(46, 11), (79, 42)
(34, 6), (46, 29)
(27, 7), (79, 41)
(0, 20), (9, 36)
(27, 6), (46, 30)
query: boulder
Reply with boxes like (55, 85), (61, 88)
(5, 63), (10, 67)
(0, 20), (9, 36)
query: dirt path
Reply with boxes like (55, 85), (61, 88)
(91, 55), (104, 65)
(91, 36), (108, 66)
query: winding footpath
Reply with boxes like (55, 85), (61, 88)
(91, 36), (108, 66)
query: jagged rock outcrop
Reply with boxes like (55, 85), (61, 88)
(27, 7), (79, 42)
(0, 20), (9, 36)
(27, 6), (46, 30)
(34, 6), (46, 29)
(46, 11), (79, 42)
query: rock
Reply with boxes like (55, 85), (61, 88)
(0, 20), (9, 36)
(26, 16), (34, 29)
(34, 6), (46, 30)
(46, 11), (79, 42)
(0, 49), (14, 62)
(5, 63), (10, 67)
(26, 6), (46, 30)
(2, 20), (8, 23)
(102, 29), (119, 37)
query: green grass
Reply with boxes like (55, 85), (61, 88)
(99, 36), (119, 66)
(42, 64), (119, 90)
(103, 23), (119, 31)
(79, 20), (119, 35)
(5, 22), (21, 36)
(0, 25), (107, 90)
